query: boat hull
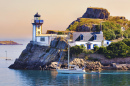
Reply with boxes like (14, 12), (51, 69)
(57, 69), (87, 74)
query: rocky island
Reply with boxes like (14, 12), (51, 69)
(9, 7), (130, 71)
(0, 41), (22, 45)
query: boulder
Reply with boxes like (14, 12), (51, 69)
(85, 61), (102, 70)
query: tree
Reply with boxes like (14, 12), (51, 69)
(103, 29), (116, 40)
(105, 41), (130, 58)
(98, 46), (107, 54)
(122, 38), (130, 46)
(70, 45), (85, 56)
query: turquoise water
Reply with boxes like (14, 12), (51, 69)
(0, 39), (130, 86)
(0, 38), (30, 59)
(1, 59), (130, 86)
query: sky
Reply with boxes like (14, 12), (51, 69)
(0, 0), (130, 39)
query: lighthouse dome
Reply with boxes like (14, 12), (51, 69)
(34, 13), (41, 17)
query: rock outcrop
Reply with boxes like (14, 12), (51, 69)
(82, 7), (110, 19)
(112, 63), (130, 70)
(85, 61), (102, 70)
(70, 58), (102, 70)
(9, 38), (68, 70)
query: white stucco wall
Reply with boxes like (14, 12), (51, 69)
(36, 36), (56, 46)
(103, 40), (111, 46)
(73, 41), (102, 49)
(32, 24), (36, 41)
(36, 36), (50, 46)
(70, 40), (111, 50)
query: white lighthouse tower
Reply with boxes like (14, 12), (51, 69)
(32, 13), (44, 42)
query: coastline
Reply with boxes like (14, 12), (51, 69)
(0, 41), (22, 45)
(8, 38), (130, 71)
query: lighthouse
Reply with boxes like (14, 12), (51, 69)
(32, 13), (44, 42)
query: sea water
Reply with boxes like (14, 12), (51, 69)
(0, 39), (130, 86)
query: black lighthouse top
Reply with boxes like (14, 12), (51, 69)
(33, 12), (43, 24)
(34, 12), (41, 17)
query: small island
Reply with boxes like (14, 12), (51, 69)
(9, 7), (130, 71)
(0, 41), (22, 45)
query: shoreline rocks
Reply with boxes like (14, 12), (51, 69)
(9, 38), (68, 70)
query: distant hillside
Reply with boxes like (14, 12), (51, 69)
(0, 41), (22, 45)
(66, 7), (130, 40)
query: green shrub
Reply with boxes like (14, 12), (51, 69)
(58, 32), (63, 35)
(123, 32), (128, 38)
(96, 41), (130, 59)
(103, 29), (116, 40)
(105, 50), (113, 59)
(70, 45), (86, 55)
(114, 29), (122, 34)
(94, 46), (99, 51)
(98, 46), (107, 54)
(122, 38), (130, 46)
(116, 34), (122, 39)
(106, 41), (130, 58)
(123, 29), (130, 38)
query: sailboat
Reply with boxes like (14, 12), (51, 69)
(56, 34), (87, 74)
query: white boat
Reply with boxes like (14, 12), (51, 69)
(91, 71), (100, 74)
(56, 33), (87, 74)
(57, 65), (86, 74)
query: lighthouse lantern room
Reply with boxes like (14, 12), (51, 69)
(32, 13), (44, 42)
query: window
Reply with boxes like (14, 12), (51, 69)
(87, 44), (91, 49)
(38, 31), (40, 34)
(40, 37), (45, 41)
(107, 42), (109, 45)
(37, 25), (40, 29)
(35, 20), (39, 23)
(80, 34), (83, 40)
(94, 35), (97, 40)
(40, 20), (43, 23)
(38, 26), (40, 29)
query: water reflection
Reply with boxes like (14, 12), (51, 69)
(13, 70), (58, 86)
(56, 73), (102, 86)
(56, 73), (86, 86)
(7, 70), (130, 86)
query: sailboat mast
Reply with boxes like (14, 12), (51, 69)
(68, 33), (70, 69)
(68, 41), (69, 69)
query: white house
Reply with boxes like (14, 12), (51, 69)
(69, 32), (111, 49)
